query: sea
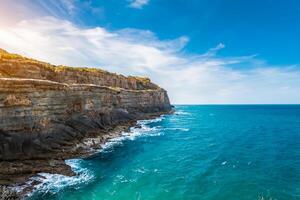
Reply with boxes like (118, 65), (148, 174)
(28, 105), (300, 200)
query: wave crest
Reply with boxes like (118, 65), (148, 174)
(28, 159), (94, 197)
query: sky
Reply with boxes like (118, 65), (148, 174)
(0, 0), (300, 104)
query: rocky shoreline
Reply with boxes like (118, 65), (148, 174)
(0, 49), (172, 199)
(8, 112), (170, 199)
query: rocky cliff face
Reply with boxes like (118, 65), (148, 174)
(0, 49), (171, 186)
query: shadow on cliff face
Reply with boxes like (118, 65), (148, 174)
(0, 109), (133, 161)
(0, 108), (171, 187)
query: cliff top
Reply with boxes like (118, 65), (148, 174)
(0, 48), (159, 90)
(0, 48), (149, 80)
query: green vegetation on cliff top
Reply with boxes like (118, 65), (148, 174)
(0, 48), (151, 84)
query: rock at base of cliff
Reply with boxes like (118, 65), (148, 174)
(0, 186), (19, 200)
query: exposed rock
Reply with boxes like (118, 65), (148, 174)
(0, 186), (19, 200)
(0, 49), (172, 196)
(2, 95), (32, 107)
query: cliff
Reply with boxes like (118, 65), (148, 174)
(0, 49), (171, 188)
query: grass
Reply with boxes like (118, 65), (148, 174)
(0, 48), (154, 86)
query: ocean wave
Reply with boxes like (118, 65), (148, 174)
(139, 116), (165, 123)
(27, 159), (94, 197)
(27, 116), (165, 196)
(163, 127), (190, 132)
(174, 111), (191, 116)
(100, 117), (164, 152)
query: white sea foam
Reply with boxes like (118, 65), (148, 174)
(174, 111), (191, 115)
(26, 116), (165, 196)
(25, 159), (94, 197)
(140, 115), (165, 123)
(163, 127), (190, 132)
(100, 117), (164, 152)
(221, 161), (227, 165)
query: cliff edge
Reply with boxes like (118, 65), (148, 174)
(0, 49), (172, 189)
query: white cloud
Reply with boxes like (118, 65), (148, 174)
(202, 43), (225, 57)
(0, 17), (300, 104)
(60, 0), (76, 15)
(129, 0), (150, 9)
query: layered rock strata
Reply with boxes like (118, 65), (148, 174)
(0, 49), (171, 188)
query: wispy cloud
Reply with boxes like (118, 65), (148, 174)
(129, 0), (150, 9)
(0, 17), (300, 104)
(201, 43), (226, 57)
(60, 0), (76, 15)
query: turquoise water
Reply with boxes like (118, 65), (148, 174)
(29, 105), (300, 200)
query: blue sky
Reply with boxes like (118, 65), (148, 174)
(0, 0), (300, 104)
(77, 0), (300, 65)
